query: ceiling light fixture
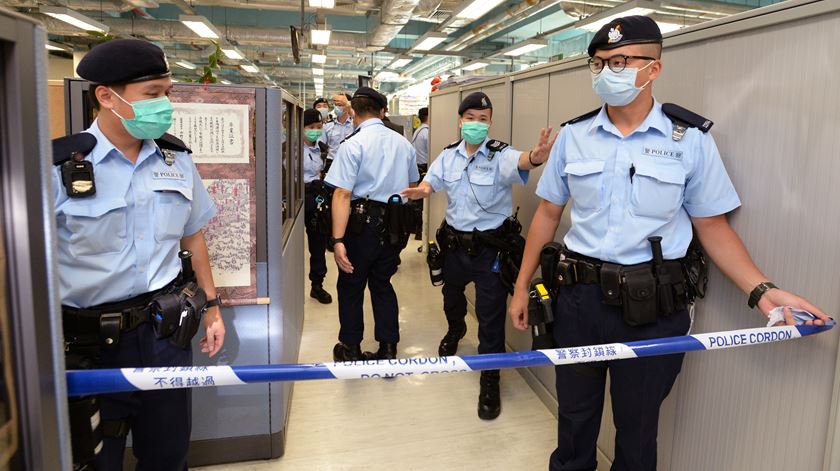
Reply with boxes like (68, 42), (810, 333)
(240, 64), (259, 73)
(41, 6), (109, 33)
(576, 1), (658, 32)
(412, 32), (448, 51)
(456, 0), (506, 20)
(312, 68), (324, 76)
(45, 41), (72, 52)
(462, 61), (489, 71)
(175, 60), (197, 70)
(312, 53), (327, 64)
(308, 0), (336, 7)
(311, 27), (332, 46)
(655, 22), (684, 34)
(389, 55), (413, 69)
(180, 15), (221, 39)
(220, 79), (232, 84)
(502, 38), (548, 57)
(221, 48), (244, 60)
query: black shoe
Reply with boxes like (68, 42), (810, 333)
(438, 322), (467, 357)
(333, 342), (363, 362)
(363, 342), (398, 360)
(310, 283), (333, 304)
(478, 370), (501, 420)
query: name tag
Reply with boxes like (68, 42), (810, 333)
(643, 147), (684, 160)
(474, 165), (495, 173)
(152, 170), (186, 181)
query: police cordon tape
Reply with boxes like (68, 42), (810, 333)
(66, 322), (835, 397)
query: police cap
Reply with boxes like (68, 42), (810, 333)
(77, 39), (171, 84)
(587, 15), (662, 57)
(313, 97), (329, 108)
(458, 92), (492, 116)
(352, 86), (387, 109)
(303, 108), (323, 126)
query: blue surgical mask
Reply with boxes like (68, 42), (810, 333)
(334, 106), (345, 117)
(110, 88), (174, 139)
(591, 61), (653, 107)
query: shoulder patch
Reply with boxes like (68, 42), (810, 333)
(444, 139), (463, 150)
(662, 103), (713, 133)
(486, 140), (509, 152)
(340, 128), (360, 144)
(561, 108), (601, 127)
(52, 132), (97, 165)
(155, 133), (192, 154)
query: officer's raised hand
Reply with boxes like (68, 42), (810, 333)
(401, 182), (432, 200)
(520, 127), (558, 168)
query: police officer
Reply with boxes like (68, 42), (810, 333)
(303, 108), (332, 304)
(325, 87), (419, 361)
(57, 39), (225, 470)
(313, 97), (331, 121)
(506, 16), (830, 471)
(321, 93), (355, 166)
(402, 92), (556, 420)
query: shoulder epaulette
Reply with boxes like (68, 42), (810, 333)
(662, 103), (713, 141)
(52, 133), (97, 165)
(561, 108), (601, 127)
(486, 140), (509, 152)
(340, 128), (360, 144)
(155, 133), (192, 154)
(444, 139), (462, 150)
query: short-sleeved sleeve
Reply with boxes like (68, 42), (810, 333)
(683, 132), (741, 217)
(423, 150), (447, 192)
(183, 157), (217, 236)
(535, 128), (571, 205)
(324, 138), (361, 191)
(407, 145), (419, 183)
(498, 146), (528, 187)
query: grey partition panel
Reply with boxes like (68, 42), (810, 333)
(478, 83), (512, 143)
(428, 91), (462, 237)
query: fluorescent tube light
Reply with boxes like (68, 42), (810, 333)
(578, 7), (656, 32)
(309, 0), (335, 7)
(456, 0), (506, 20)
(41, 6), (109, 33)
(175, 60), (197, 70)
(180, 15), (221, 39)
(312, 68), (324, 76)
(655, 22), (683, 34)
(311, 29), (332, 46)
(219, 79), (232, 84)
(462, 61), (488, 71)
(45, 41), (72, 52)
(312, 53), (327, 64)
(240, 64), (259, 73)
(389, 55), (413, 69)
(412, 32), (447, 51)
(503, 39), (548, 57)
(313, 77), (324, 85)
(221, 48), (244, 60)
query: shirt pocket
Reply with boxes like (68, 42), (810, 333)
(630, 161), (686, 220)
(467, 167), (496, 203)
(564, 160), (606, 213)
(62, 198), (128, 257)
(152, 185), (194, 241)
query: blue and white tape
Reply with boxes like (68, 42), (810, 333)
(66, 322), (834, 397)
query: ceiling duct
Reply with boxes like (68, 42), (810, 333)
(445, 0), (562, 52)
(368, 0), (423, 50)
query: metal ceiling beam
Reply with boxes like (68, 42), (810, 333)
(368, 0), (422, 50)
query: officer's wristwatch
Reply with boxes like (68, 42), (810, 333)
(329, 236), (345, 246)
(206, 294), (222, 309)
(748, 282), (777, 309)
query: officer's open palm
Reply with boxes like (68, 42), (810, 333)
(200, 307), (225, 357)
(334, 243), (354, 273)
(758, 288), (831, 326)
(529, 127), (558, 166)
(401, 182), (432, 200)
(508, 286), (531, 330)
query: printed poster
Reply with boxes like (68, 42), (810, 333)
(170, 102), (250, 164)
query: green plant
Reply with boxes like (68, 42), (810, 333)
(197, 41), (224, 84)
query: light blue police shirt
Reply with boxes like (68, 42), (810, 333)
(303, 142), (324, 184)
(54, 120), (217, 308)
(535, 99), (741, 264)
(412, 123), (430, 165)
(325, 118), (419, 203)
(424, 137), (528, 232)
(320, 117), (355, 161)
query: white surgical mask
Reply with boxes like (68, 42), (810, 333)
(591, 60), (653, 107)
(334, 106), (345, 117)
(318, 108), (329, 119)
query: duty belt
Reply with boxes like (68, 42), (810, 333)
(439, 221), (506, 256)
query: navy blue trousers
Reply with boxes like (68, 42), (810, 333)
(549, 284), (690, 471)
(95, 323), (192, 471)
(304, 187), (328, 284)
(336, 221), (402, 345)
(442, 245), (507, 355)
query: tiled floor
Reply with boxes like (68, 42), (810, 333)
(193, 240), (557, 471)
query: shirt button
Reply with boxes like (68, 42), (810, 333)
(139, 266), (145, 273)
(138, 233), (144, 240)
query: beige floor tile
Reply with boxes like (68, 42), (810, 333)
(193, 240), (557, 471)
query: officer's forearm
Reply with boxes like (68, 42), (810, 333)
(692, 214), (768, 294)
(180, 230), (218, 300)
(515, 200), (566, 290)
(517, 151), (536, 170)
(331, 188), (352, 238)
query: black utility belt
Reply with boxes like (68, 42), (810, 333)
(63, 277), (208, 349)
(348, 197), (421, 246)
(437, 221), (507, 255)
(549, 249), (689, 326)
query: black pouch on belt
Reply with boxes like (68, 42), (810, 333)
(170, 283), (207, 349)
(386, 195), (404, 246)
(348, 200), (366, 235)
(620, 265), (658, 326)
(69, 395), (103, 466)
(600, 263), (622, 306)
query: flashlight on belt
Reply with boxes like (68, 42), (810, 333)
(528, 278), (555, 350)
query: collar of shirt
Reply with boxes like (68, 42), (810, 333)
(358, 118), (384, 131)
(455, 136), (489, 160)
(86, 119), (161, 166)
(587, 99), (671, 139)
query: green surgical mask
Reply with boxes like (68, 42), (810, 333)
(110, 88), (174, 140)
(460, 121), (490, 145)
(305, 129), (323, 143)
